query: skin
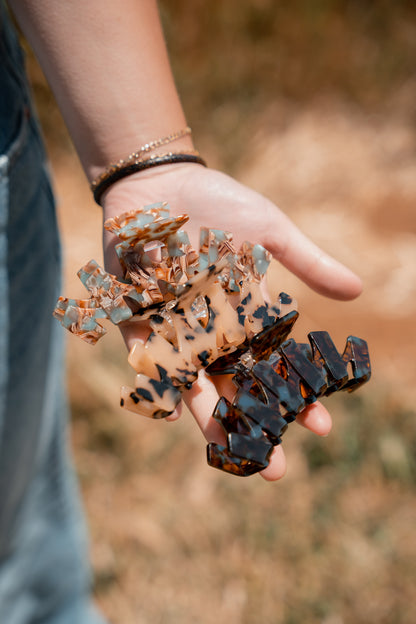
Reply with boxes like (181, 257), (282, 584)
(11, 0), (362, 481)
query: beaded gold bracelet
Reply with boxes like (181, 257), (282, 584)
(92, 151), (207, 205)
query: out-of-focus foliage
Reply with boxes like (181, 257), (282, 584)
(160, 1), (416, 120)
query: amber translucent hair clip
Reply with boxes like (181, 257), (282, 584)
(54, 203), (371, 477)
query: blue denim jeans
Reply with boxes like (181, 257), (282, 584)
(0, 5), (106, 623)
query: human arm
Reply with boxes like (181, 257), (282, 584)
(9, 0), (362, 479)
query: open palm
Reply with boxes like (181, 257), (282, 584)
(102, 164), (362, 480)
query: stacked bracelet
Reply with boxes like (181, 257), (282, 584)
(90, 126), (207, 205)
(92, 151), (207, 205)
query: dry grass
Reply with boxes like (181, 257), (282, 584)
(23, 2), (416, 622)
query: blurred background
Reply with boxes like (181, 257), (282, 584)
(23, 1), (416, 623)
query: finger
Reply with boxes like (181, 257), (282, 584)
(186, 375), (289, 481)
(186, 371), (290, 481)
(182, 370), (225, 443)
(260, 445), (287, 481)
(296, 401), (332, 436)
(263, 207), (362, 301)
(165, 401), (183, 422)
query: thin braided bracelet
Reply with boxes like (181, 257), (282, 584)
(90, 126), (192, 193)
(93, 152), (207, 205)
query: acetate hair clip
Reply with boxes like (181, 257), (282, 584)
(54, 203), (371, 476)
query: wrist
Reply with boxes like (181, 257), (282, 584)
(87, 129), (195, 183)
(89, 126), (205, 206)
(101, 160), (206, 218)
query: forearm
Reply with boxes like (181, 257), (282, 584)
(9, 0), (193, 180)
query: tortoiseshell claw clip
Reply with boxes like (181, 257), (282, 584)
(54, 203), (371, 477)
(207, 322), (370, 476)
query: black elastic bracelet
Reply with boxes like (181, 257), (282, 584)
(93, 153), (207, 205)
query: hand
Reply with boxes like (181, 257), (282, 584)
(102, 164), (362, 481)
